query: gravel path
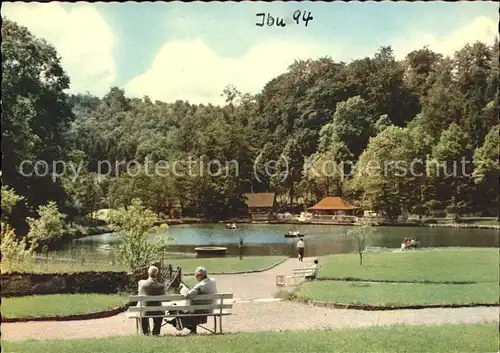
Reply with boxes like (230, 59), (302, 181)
(2, 257), (498, 341)
(212, 255), (312, 299)
(2, 302), (498, 341)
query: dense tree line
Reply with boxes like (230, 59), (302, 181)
(2, 19), (498, 235)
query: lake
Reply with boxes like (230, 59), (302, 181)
(55, 223), (499, 262)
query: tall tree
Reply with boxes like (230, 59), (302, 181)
(352, 126), (429, 219)
(430, 123), (474, 218)
(473, 124), (500, 216)
(319, 96), (373, 160)
(2, 19), (75, 232)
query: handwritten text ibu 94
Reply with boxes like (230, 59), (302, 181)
(255, 10), (313, 28)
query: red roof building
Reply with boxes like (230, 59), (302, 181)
(307, 196), (358, 215)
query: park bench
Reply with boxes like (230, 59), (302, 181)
(126, 293), (233, 334)
(363, 246), (383, 253)
(285, 267), (316, 286)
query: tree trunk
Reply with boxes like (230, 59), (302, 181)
(359, 252), (363, 265)
(337, 180), (343, 197)
(180, 198), (185, 217)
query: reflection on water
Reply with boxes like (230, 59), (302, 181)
(55, 223), (500, 261)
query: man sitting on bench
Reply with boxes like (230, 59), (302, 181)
(137, 265), (166, 336)
(165, 266), (217, 334)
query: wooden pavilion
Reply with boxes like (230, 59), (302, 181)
(307, 196), (358, 216)
(243, 192), (277, 220)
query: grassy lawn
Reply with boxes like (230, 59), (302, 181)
(294, 281), (499, 306)
(2, 261), (127, 274)
(173, 256), (286, 275)
(3, 256), (286, 274)
(467, 219), (500, 226)
(408, 216), (499, 226)
(317, 248), (499, 282)
(4, 324), (498, 353)
(2, 294), (128, 318)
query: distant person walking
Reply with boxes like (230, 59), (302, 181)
(296, 238), (305, 261)
(239, 237), (244, 260)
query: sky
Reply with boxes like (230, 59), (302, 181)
(2, 1), (498, 105)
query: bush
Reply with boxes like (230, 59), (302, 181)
(1, 222), (34, 272)
(275, 289), (298, 300)
(1, 186), (24, 221)
(109, 199), (169, 272)
(27, 201), (66, 249)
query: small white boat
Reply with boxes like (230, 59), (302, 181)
(284, 230), (304, 238)
(97, 244), (113, 251)
(225, 223), (237, 229)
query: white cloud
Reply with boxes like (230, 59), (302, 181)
(126, 15), (498, 106)
(5, 3), (493, 105)
(125, 38), (340, 106)
(391, 16), (498, 59)
(2, 3), (116, 96)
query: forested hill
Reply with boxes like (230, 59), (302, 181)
(2, 19), (499, 232)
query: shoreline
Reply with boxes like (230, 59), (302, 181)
(61, 217), (499, 231)
(49, 218), (498, 249)
(161, 218), (500, 230)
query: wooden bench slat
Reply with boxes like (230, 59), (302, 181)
(129, 293), (233, 302)
(128, 303), (233, 312)
(291, 268), (315, 276)
(126, 311), (232, 319)
(129, 295), (184, 302)
(131, 299), (233, 306)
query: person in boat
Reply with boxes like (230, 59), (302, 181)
(409, 238), (419, 249)
(401, 237), (410, 250)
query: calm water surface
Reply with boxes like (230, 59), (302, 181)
(58, 223), (499, 261)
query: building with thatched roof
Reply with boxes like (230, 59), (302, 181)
(307, 196), (358, 216)
(243, 192), (277, 220)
